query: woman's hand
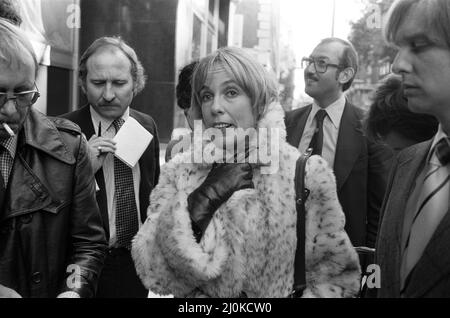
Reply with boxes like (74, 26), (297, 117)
(187, 163), (254, 242)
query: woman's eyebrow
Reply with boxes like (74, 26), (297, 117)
(221, 80), (239, 86)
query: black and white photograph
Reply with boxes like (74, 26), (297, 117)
(0, 0), (449, 306)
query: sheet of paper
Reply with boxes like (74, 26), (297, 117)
(113, 117), (153, 168)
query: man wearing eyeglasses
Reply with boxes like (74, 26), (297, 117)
(0, 18), (107, 298)
(285, 38), (392, 254)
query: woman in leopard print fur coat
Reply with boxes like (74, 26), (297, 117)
(132, 47), (361, 298)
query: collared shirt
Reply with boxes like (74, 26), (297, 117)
(427, 125), (450, 166)
(407, 125), (450, 212)
(298, 94), (346, 168)
(0, 135), (18, 186)
(90, 106), (142, 247)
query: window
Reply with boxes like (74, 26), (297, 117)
(174, 0), (222, 129)
(192, 15), (202, 60)
(191, 0), (219, 60)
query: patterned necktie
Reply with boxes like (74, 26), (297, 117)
(112, 118), (139, 249)
(308, 109), (327, 156)
(400, 138), (450, 291)
(0, 143), (14, 186)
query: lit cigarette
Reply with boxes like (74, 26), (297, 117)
(2, 123), (15, 137)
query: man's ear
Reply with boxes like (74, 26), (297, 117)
(338, 67), (355, 86)
(132, 81), (138, 97)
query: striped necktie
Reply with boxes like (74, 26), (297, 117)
(401, 138), (450, 292)
(112, 118), (139, 250)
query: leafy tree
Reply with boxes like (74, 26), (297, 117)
(348, 0), (397, 83)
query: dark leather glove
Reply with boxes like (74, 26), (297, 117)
(187, 163), (254, 242)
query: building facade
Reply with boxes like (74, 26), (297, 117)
(14, 0), (284, 142)
(15, 0), (232, 142)
(229, 0), (280, 75)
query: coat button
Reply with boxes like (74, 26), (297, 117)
(32, 272), (41, 284)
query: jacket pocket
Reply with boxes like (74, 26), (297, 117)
(41, 200), (71, 214)
(2, 200), (72, 223)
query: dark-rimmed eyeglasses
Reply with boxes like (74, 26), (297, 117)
(0, 85), (40, 109)
(301, 57), (343, 74)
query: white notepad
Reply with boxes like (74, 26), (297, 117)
(113, 117), (153, 168)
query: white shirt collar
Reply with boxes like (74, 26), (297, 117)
(311, 94), (346, 129)
(428, 125), (449, 165)
(89, 105), (130, 135)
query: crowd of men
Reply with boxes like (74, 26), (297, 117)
(1, 0), (449, 298)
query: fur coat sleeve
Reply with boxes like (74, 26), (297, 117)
(132, 153), (250, 297)
(302, 156), (361, 297)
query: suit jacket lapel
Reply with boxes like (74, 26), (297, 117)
(405, 206), (450, 297)
(386, 145), (426, 295)
(130, 109), (154, 223)
(78, 107), (106, 198)
(403, 141), (450, 296)
(77, 106), (109, 238)
(333, 102), (363, 191)
(286, 105), (311, 149)
(377, 142), (429, 297)
(77, 105), (95, 138)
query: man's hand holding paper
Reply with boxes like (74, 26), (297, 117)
(113, 117), (153, 167)
(87, 135), (117, 172)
